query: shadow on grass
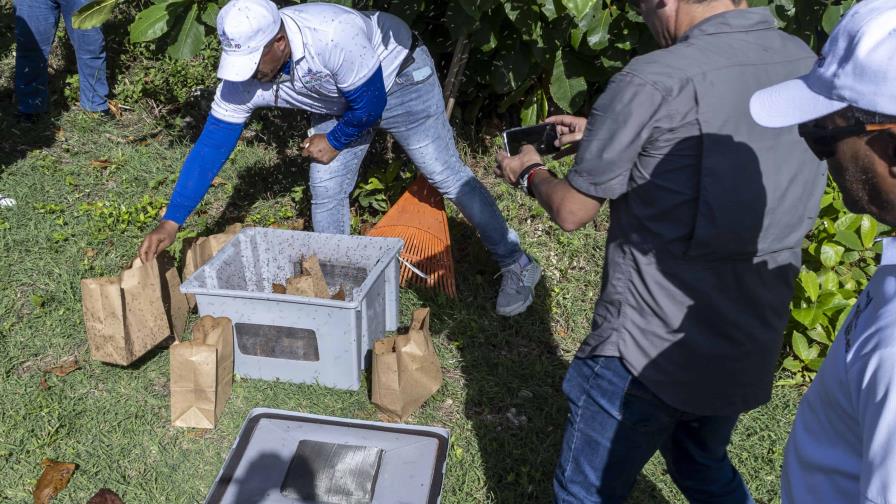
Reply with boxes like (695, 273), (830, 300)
(409, 217), (669, 503)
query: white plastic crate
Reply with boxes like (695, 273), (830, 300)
(181, 227), (403, 390)
(205, 408), (449, 503)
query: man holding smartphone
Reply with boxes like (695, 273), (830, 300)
(140, 0), (542, 316)
(497, 0), (826, 502)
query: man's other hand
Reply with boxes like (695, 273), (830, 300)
(302, 133), (340, 164)
(545, 115), (588, 158)
(495, 144), (543, 186)
(139, 220), (179, 264)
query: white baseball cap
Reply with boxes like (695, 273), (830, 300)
(216, 0), (282, 82)
(750, 0), (896, 128)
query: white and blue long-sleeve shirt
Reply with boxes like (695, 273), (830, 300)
(782, 237), (896, 504)
(163, 3), (411, 224)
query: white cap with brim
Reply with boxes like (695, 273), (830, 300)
(216, 0), (282, 82)
(751, 0), (896, 128)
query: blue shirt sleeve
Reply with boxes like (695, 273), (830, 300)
(162, 114), (244, 225)
(326, 65), (387, 151)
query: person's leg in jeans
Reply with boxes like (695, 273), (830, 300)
(61, 0), (108, 112)
(307, 114), (373, 234)
(380, 46), (541, 315)
(14, 0), (59, 114)
(660, 415), (755, 504)
(554, 356), (676, 504)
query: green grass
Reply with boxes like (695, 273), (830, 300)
(0, 22), (801, 504)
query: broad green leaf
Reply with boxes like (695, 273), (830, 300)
(792, 332), (810, 361)
(834, 212), (860, 231)
(201, 3), (219, 28)
(860, 214), (878, 248)
(562, 0), (597, 21)
(835, 229), (863, 251)
(820, 242), (845, 269)
(540, 0), (559, 20)
(520, 89), (549, 126)
(72, 0), (118, 29)
(130, 1), (181, 43)
(819, 269), (839, 291)
(167, 3), (205, 60)
(792, 306), (818, 328)
(806, 327), (831, 345)
(782, 356), (802, 372)
(585, 7), (613, 51)
(521, 94), (538, 126)
(550, 49), (587, 113)
(807, 357), (825, 371)
(799, 269), (819, 302)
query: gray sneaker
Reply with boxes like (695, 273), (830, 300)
(496, 255), (542, 317)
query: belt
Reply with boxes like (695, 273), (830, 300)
(397, 33), (422, 75)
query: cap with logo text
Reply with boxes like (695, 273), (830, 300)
(216, 0), (281, 82)
(750, 0), (896, 128)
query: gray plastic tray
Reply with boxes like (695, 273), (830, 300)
(205, 408), (449, 504)
(181, 228), (403, 390)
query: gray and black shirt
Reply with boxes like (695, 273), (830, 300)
(568, 8), (827, 416)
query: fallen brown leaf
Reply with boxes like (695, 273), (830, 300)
(33, 459), (77, 504)
(87, 488), (123, 504)
(185, 429), (209, 439)
(331, 286), (346, 301)
(39, 377), (48, 390)
(84, 248), (97, 258)
(44, 356), (79, 377)
(89, 159), (113, 170)
(106, 100), (122, 119)
(272, 283), (287, 294)
(210, 177), (226, 187)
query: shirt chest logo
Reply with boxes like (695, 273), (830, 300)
(298, 68), (332, 90)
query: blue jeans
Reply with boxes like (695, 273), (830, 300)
(14, 0), (109, 113)
(309, 46), (523, 268)
(554, 356), (755, 504)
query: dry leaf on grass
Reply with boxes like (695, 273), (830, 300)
(39, 377), (48, 390)
(106, 100), (123, 119)
(89, 159), (113, 170)
(87, 488), (123, 504)
(84, 248), (97, 258)
(210, 177), (226, 187)
(43, 357), (79, 377)
(33, 459), (76, 504)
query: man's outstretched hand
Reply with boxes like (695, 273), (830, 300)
(302, 133), (340, 165)
(545, 115), (588, 158)
(139, 220), (179, 264)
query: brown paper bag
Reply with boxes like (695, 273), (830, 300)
(81, 257), (174, 366)
(158, 252), (189, 340)
(170, 316), (234, 429)
(285, 255), (330, 298)
(182, 223), (242, 308)
(371, 307), (443, 421)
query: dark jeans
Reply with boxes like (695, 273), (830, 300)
(14, 0), (109, 113)
(554, 356), (755, 504)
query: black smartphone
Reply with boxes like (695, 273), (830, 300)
(502, 123), (561, 156)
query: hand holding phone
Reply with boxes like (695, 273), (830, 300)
(502, 123), (561, 156)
